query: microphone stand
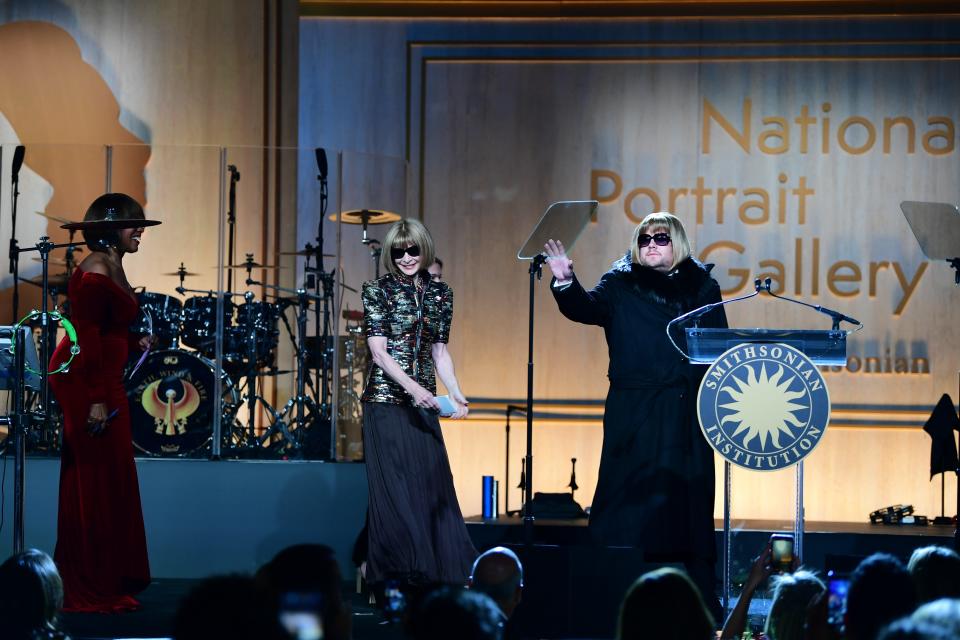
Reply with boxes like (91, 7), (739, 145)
(313, 150), (334, 459)
(226, 165), (240, 293)
(9, 150), (23, 323)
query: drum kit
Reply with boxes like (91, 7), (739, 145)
(12, 204), (402, 460)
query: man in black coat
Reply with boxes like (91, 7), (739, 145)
(545, 212), (727, 613)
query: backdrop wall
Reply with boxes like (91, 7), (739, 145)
(300, 14), (960, 523)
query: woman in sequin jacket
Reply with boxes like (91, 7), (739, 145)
(360, 218), (477, 588)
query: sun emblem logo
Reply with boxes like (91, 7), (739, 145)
(720, 363), (807, 450)
(698, 343), (830, 471)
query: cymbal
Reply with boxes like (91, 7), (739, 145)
(327, 209), (401, 225)
(20, 273), (71, 289)
(277, 248), (336, 257)
(162, 269), (201, 277)
(31, 257), (71, 266)
(61, 219), (162, 231)
(34, 211), (74, 225)
(220, 263), (288, 270)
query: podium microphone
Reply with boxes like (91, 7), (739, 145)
(11, 145), (24, 184)
(761, 277), (862, 329)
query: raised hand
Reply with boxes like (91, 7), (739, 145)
(544, 239), (574, 282)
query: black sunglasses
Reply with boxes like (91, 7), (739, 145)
(390, 244), (421, 260)
(638, 232), (671, 248)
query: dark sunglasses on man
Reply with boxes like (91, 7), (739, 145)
(638, 232), (671, 248)
(390, 244), (421, 260)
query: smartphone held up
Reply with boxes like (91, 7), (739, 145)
(770, 534), (795, 574)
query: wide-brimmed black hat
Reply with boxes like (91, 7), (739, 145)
(61, 218), (161, 231)
(60, 193), (161, 231)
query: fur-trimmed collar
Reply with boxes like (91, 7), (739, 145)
(608, 251), (716, 313)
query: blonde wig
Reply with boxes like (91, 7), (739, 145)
(629, 211), (692, 270)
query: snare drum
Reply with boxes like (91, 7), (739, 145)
(133, 292), (183, 350)
(125, 349), (238, 456)
(181, 295), (234, 356)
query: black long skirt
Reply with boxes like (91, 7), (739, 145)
(363, 402), (477, 585)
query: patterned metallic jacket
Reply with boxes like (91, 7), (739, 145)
(360, 271), (453, 404)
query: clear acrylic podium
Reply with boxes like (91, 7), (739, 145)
(687, 328), (847, 366)
(686, 327), (845, 613)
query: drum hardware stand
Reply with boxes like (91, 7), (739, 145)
(233, 290), (297, 454)
(244, 258), (324, 457)
(276, 301), (318, 398)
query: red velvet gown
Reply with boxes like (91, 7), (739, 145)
(49, 268), (151, 612)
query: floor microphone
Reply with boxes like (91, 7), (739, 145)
(11, 145), (25, 183)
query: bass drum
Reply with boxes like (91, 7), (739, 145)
(125, 349), (238, 456)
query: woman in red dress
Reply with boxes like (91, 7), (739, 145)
(49, 193), (159, 612)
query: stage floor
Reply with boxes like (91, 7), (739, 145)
(8, 459), (957, 639)
(466, 514), (955, 575)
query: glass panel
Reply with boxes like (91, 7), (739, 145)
(115, 143), (225, 459)
(723, 462), (803, 637)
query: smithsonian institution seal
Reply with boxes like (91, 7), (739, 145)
(697, 342), (830, 471)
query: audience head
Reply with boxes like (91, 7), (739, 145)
(908, 545), (960, 604)
(408, 586), (502, 640)
(174, 574), (287, 640)
(764, 570), (825, 640)
(0, 549), (64, 639)
(617, 567), (715, 640)
(257, 543), (350, 640)
(877, 617), (955, 640)
(844, 553), (917, 640)
(910, 598), (960, 638)
(428, 257), (443, 281)
(468, 546), (523, 618)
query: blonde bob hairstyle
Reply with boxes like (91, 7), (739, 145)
(381, 218), (436, 276)
(629, 212), (692, 270)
